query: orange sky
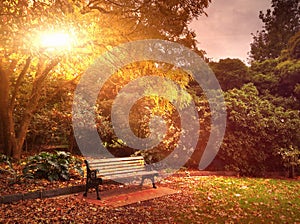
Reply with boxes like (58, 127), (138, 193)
(189, 0), (271, 64)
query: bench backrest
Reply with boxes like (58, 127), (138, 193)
(85, 156), (146, 177)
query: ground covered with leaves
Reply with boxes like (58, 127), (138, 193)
(1, 170), (300, 223)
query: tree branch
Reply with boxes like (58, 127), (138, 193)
(10, 56), (32, 108)
(16, 57), (61, 141)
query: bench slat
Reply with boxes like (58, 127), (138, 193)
(92, 163), (143, 168)
(90, 160), (143, 165)
(87, 156), (144, 163)
(102, 170), (158, 180)
(89, 160), (144, 168)
(98, 167), (147, 176)
(95, 165), (144, 173)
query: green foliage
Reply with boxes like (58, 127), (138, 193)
(0, 153), (22, 185)
(249, 0), (300, 62)
(250, 73), (279, 96)
(287, 31), (300, 59)
(278, 145), (300, 169)
(250, 59), (279, 75)
(275, 59), (300, 98)
(0, 154), (16, 176)
(22, 151), (83, 181)
(0, 153), (10, 163)
(249, 57), (300, 108)
(209, 58), (249, 91)
(294, 83), (300, 100)
(220, 83), (300, 175)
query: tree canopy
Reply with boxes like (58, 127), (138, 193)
(249, 0), (300, 62)
(209, 58), (249, 91)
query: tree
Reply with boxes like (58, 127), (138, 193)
(0, 0), (211, 159)
(279, 145), (300, 178)
(286, 30), (300, 60)
(0, 0), (114, 159)
(209, 58), (249, 91)
(0, 1), (70, 159)
(249, 0), (300, 62)
(80, 0), (211, 55)
(248, 30), (300, 176)
(94, 61), (196, 159)
(249, 31), (300, 109)
(219, 83), (300, 176)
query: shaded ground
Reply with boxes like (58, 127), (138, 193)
(1, 171), (300, 223)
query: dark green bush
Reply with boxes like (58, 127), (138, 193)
(0, 154), (16, 175)
(22, 151), (83, 181)
(0, 154), (9, 163)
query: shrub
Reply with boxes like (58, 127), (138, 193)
(0, 154), (16, 176)
(220, 84), (300, 176)
(22, 151), (83, 181)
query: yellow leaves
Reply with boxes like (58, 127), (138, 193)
(138, 159), (144, 166)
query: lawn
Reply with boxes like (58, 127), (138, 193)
(176, 176), (300, 223)
(1, 173), (299, 223)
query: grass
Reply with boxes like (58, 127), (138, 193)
(176, 176), (300, 223)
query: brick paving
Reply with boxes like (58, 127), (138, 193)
(77, 185), (179, 207)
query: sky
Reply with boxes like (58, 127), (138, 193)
(189, 0), (271, 64)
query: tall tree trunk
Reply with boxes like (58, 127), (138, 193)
(0, 66), (10, 155)
(0, 61), (17, 157)
(288, 156), (296, 178)
(0, 114), (3, 151)
(289, 165), (295, 178)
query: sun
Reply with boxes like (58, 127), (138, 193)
(39, 32), (74, 51)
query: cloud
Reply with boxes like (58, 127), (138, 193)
(189, 0), (271, 62)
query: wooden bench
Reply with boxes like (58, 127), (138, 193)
(83, 156), (159, 200)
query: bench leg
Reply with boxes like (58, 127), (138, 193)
(83, 183), (89, 197)
(83, 179), (102, 199)
(141, 175), (157, 188)
(95, 186), (100, 200)
(140, 176), (145, 187)
(151, 176), (157, 189)
(152, 182), (157, 189)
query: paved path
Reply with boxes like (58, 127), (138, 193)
(77, 186), (179, 207)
